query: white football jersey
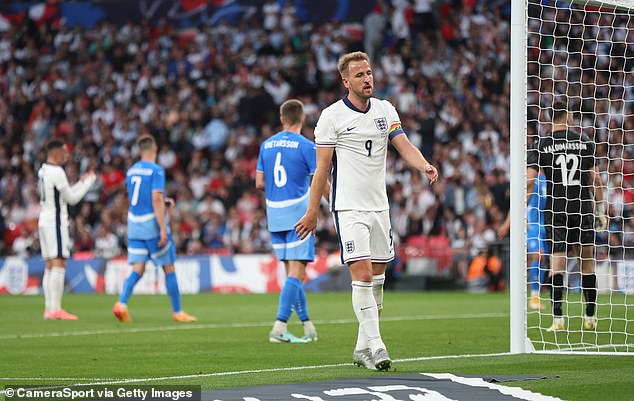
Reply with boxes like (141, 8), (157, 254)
(315, 97), (404, 212)
(37, 163), (96, 227)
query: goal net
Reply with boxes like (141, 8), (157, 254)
(522, 0), (634, 353)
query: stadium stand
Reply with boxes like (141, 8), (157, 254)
(0, 0), (630, 287)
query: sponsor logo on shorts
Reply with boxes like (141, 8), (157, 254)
(345, 240), (355, 254)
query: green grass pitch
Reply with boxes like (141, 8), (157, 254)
(0, 292), (633, 401)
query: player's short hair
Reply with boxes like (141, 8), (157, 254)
(337, 51), (370, 77)
(552, 100), (569, 123)
(136, 135), (157, 152)
(280, 99), (304, 125)
(46, 139), (65, 155)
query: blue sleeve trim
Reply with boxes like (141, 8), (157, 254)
(389, 130), (405, 141)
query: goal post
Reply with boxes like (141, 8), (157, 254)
(510, 0), (634, 354)
(510, 0), (528, 354)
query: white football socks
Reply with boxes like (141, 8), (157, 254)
(49, 267), (66, 312)
(355, 325), (369, 351)
(352, 281), (385, 354)
(43, 268), (52, 312)
(303, 320), (316, 335)
(372, 273), (385, 313)
(355, 274), (386, 351)
(272, 320), (287, 335)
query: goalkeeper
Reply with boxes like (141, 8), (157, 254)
(526, 99), (607, 332)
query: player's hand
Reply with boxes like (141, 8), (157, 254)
(595, 203), (608, 232)
(164, 197), (175, 208)
(158, 229), (168, 247)
(294, 211), (317, 240)
(81, 171), (96, 181)
(424, 164), (438, 184)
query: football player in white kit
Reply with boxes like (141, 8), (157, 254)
(38, 139), (96, 320)
(295, 51), (438, 370)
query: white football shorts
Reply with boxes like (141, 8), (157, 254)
(39, 223), (71, 259)
(332, 210), (394, 264)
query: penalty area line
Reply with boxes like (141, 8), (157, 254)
(0, 352), (511, 393)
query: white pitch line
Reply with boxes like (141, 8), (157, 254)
(534, 350), (634, 356)
(0, 351), (511, 394)
(0, 312), (507, 340)
(423, 373), (564, 401)
(0, 378), (117, 381)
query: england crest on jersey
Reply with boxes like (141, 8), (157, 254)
(345, 240), (355, 254)
(374, 117), (388, 133)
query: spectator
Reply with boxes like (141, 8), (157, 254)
(467, 246), (503, 292)
(363, 5), (387, 63)
(12, 227), (34, 257)
(74, 221), (94, 253)
(0, 1), (627, 288)
(203, 106), (229, 151)
(94, 225), (121, 259)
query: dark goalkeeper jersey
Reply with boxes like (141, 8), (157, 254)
(527, 129), (596, 216)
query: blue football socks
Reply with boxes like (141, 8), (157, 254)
(165, 271), (182, 313)
(276, 276), (301, 322)
(294, 282), (310, 322)
(529, 260), (540, 293)
(119, 270), (142, 304)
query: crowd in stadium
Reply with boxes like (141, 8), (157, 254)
(0, 0), (631, 281)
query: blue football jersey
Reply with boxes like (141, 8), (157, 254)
(256, 131), (316, 232)
(126, 160), (170, 240)
(527, 174), (546, 238)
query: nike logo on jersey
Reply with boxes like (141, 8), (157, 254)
(360, 306), (374, 311)
(346, 127), (356, 131)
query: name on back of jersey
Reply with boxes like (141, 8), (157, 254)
(542, 142), (588, 153)
(264, 139), (299, 149)
(127, 167), (154, 176)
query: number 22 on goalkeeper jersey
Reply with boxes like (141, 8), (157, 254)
(126, 160), (170, 240)
(256, 131), (316, 232)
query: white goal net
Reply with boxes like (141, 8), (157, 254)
(524, 0), (634, 353)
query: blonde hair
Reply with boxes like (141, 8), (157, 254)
(337, 51), (370, 77)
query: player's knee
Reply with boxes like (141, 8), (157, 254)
(287, 261), (307, 281)
(289, 270), (306, 282)
(550, 253), (567, 273)
(371, 263), (387, 275)
(349, 264), (373, 282)
(162, 264), (176, 274)
(132, 263), (146, 275)
(51, 258), (66, 268)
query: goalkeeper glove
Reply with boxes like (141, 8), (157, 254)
(595, 202), (608, 232)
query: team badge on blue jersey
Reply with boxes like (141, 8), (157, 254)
(345, 240), (355, 254)
(374, 117), (388, 133)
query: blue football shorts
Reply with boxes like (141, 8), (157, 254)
(127, 234), (176, 267)
(270, 230), (314, 262)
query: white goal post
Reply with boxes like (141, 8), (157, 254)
(510, 0), (634, 354)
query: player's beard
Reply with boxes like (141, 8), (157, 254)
(353, 85), (373, 100)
